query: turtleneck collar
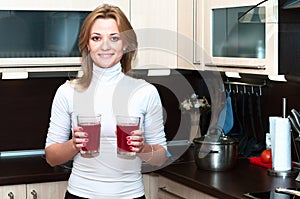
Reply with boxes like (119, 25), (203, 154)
(91, 62), (124, 85)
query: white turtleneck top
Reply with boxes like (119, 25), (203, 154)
(45, 63), (167, 198)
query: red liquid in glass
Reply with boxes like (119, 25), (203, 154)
(81, 123), (101, 151)
(117, 125), (139, 152)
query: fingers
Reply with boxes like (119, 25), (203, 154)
(127, 130), (145, 153)
(72, 128), (146, 153)
(72, 126), (89, 151)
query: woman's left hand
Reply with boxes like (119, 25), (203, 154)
(126, 130), (145, 153)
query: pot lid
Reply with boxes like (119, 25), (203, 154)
(193, 134), (237, 145)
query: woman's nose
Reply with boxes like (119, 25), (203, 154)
(100, 37), (110, 50)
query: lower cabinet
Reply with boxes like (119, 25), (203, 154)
(143, 173), (159, 199)
(0, 184), (26, 199)
(143, 173), (218, 199)
(1, 176), (218, 199)
(0, 181), (68, 199)
(158, 176), (217, 199)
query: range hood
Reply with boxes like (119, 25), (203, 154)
(282, 0), (300, 9)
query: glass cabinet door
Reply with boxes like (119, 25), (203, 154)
(0, 10), (89, 58)
(213, 6), (265, 59)
(203, 0), (278, 75)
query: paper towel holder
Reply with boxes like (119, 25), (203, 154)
(267, 168), (299, 178)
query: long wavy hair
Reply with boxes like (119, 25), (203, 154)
(75, 4), (138, 90)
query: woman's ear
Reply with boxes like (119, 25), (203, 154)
(123, 44), (128, 53)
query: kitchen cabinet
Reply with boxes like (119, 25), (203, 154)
(178, 0), (203, 70)
(202, 0), (278, 75)
(102, 0), (130, 17)
(1, 0), (129, 13)
(158, 176), (217, 199)
(0, 184), (26, 199)
(0, 0), (130, 72)
(26, 181), (68, 199)
(143, 173), (159, 199)
(178, 0), (299, 76)
(278, 4), (300, 75)
(131, 0), (177, 69)
(0, 181), (67, 199)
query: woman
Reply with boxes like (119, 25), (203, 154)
(45, 4), (168, 199)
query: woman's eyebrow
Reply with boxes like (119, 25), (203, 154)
(90, 32), (120, 36)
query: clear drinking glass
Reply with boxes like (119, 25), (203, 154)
(77, 114), (101, 158)
(116, 115), (140, 156)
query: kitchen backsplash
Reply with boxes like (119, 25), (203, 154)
(1, 69), (300, 161)
(0, 77), (68, 151)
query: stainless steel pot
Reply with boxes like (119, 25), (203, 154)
(193, 134), (238, 171)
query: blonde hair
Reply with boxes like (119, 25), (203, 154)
(75, 4), (137, 90)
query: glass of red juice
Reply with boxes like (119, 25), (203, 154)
(116, 115), (140, 156)
(77, 114), (101, 158)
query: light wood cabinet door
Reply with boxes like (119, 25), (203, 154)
(202, 0), (278, 75)
(158, 187), (185, 199)
(102, 0), (130, 18)
(178, 0), (203, 70)
(143, 174), (150, 198)
(143, 173), (159, 199)
(0, 184), (26, 199)
(1, 0), (129, 13)
(26, 181), (68, 199)
(158, 176), (217, 199)
(131, 0), (177, 70)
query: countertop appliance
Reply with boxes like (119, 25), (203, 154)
(244, 187), (300, 199)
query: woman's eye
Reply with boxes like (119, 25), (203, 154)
(91, 36), (100, 41)
(111, 36), (120, 42)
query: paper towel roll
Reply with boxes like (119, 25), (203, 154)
(269, 117), (280, 164)
(269, 117), (291, 171)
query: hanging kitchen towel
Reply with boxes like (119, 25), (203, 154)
(217, 91), (234, 135)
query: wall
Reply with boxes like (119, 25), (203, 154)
(0, 77), (68, 151)
(1, 70), (300, 162)
(0, 69), (210, 152)
(224, 74), (300, 160)
(261, 79), (300, 161)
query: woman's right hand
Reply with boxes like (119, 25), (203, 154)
(72, 126), (89, 151)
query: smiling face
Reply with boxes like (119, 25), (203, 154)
(87, 18), (124, 68)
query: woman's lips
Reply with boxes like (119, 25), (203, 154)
(98, 53), (114, 58)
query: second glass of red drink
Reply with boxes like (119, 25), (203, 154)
(116, 115), (140, 157)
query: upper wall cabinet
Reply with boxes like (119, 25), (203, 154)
(0, 0), (130, 72)
(131, 0), (177, 69)
(0, 0), (129, 12)
(278, 2), (300, 75)
(203, 0), (279, 75)
(178, 0), (203, 70)
(102, 0), (130, 17)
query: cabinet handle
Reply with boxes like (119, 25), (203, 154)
(7, 192), (14, 199)
(205, 63), (266, 70)
(193, 0), (201, 65)
(159, 186), (185, 199)
(31, 190), (37, 199)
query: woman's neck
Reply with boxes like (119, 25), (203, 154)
(92, 62), (123, 84)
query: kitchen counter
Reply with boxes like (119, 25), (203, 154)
(155, 148), (300, 199)
(1, 151), (300, 199)
(0, 155), (71, 185)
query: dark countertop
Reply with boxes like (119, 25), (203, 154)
(1, 152), (300, 199)
(0, 155), (71, 185)
(155, 148), (300, 199)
